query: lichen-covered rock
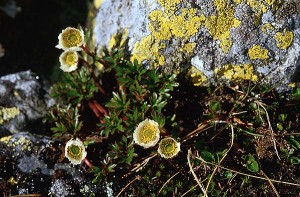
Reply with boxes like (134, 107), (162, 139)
(94, 0), (300, 90)
(0, 70), (55, 134)
(2, 132), (57, 174)
(0, 132), (112, 196)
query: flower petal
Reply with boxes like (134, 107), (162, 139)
(157, 137), (180, 159)
(65, 138), (87, 165)
(133, 119), (160, 148)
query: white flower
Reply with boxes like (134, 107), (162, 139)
(56, 27), (84, 51)
(59, 50), (79, 72)
(65, 138), (87, 165)
(133, 119), (160, 148)
(157, 137), (180, 159)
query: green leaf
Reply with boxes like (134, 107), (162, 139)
(210, 101), (222, 112)
(290, 156), (300, 165)
(276, 123), (283, 131)
(278, 114), (287, 122)
(84, 140), (95, 146)
(245, 154), (259, 172)
(223, 171), (233, 179)
(292, 87), (300, 97)
(289, 136), (300, 150)
(53, 132), (63, 138)
(126, 147), (136, 164)
(249, 102), (258, 110)
(108, 164), (117, 172)
(201, 151), (215, 162)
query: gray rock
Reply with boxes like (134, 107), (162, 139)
(5, 132), (56, 175)
(1, 132), (113, 196)
(94, 0), (300, 90)
(0, 0), (21, 18)
(49, 179), (77, 197)
(0, 70), (55, 134)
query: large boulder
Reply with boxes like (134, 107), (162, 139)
(94, 0), (300, 89)
(0, 70), (54, 134)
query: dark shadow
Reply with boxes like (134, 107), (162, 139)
(291, 56), (300, 82)
(0, 0), (88, 81)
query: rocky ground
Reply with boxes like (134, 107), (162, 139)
(1, 0), (300, 196)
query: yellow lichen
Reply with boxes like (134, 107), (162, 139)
(0, 135), (12, 144)
(181, 43), (196, 53)
(0, 107), (20, 125)
(94, 0), (103, 9)
(204, 0), (241, 53)
(169, 8), (204, 39)
(11, 136), (32, 151)
(157, 0), (182, 14)
(264, 0), (282, 11)
(188, 66), (207, 86)
(246, 0), (282, 15)
(288, 83), (296, 88)
(215, 64), (258, 81)
(274, 29), (294, 49)
(265, 0), (275, 5)
(148, 8), (205, 41)
(148, 10), (172, 40)
(248, 45), (269, 60)
(233, 0), (243, 3)
(8, 177), (17, 185)
(261, 23), (274, 35)
(108, 29), (129, 50)
(131, 0), (205, 66)
(246, 0), (268, 13)
(131, 35), (166, 66)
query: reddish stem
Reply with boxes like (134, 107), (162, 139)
(122, 116), (128, 121)
(88, 100), (103, 120)
(92, 99), (108, 116)
(80, 58), (108, 97)
(83, 157), (94, 169)
(88, 100), (107, 124)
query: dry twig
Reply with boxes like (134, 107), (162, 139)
(187, 149), (208, 197)
(204, 124), (235, 193)
(255, 101), (280, 160)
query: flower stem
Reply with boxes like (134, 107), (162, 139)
(88, 100), (103, 120)
(80, 57), (108, 97)
(88, 100), (107, 123)
(83, 157), (94, 169)
(92, 99), (108, 116)
(82, 46), (109, 68)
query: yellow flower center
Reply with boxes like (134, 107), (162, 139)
(64, 52), (77, 66)
(160, 139), (178, 157)
(62, 29), (83, 47)
(165, 143), (175, 153)
(67, 144), (83, 160)
(139, 124), (157, 144)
